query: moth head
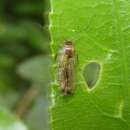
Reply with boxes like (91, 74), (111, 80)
(64, 41), (74, 58)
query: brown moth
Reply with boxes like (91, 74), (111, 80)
(58, 41), (75, 95)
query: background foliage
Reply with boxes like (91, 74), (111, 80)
(0, 0), (50, 130)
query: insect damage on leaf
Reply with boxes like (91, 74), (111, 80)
(57, 41), (76, 95)
(83, 62), (101, 90)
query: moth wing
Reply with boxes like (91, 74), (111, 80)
(66, 57), (75, 92)
(58, 54), (67, 90)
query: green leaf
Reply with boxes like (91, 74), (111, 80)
(17, 56), (51, 83)
(50, 0), (130, 130)
(0, 107), (27, 130)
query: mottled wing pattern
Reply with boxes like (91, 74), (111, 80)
(58, 53), (74, 95)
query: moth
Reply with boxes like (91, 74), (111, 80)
(57, 41), (75, 95)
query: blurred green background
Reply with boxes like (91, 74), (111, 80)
(0, 0), (51, 130)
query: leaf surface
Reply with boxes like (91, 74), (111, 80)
(50, 0), (130, 130)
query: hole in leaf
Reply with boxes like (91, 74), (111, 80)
(83, 62), (101, 89)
